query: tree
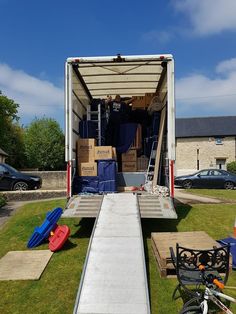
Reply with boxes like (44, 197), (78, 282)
(0, 91), (25, 167)
(24, 118), (65, 170)
(227, 161), (236, 174)
(6, 123), (26, 168)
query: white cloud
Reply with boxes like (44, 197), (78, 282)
(0, 63), (63, 123)
(172, 0), (236, 35)
(176, 58), (236, 117)
(141, 30), (172, 44)
(216, 58), (236, 74)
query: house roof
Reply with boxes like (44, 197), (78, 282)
(0, 148), (8, 156)
(176, 116), (236, 138)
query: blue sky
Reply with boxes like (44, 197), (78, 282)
(0, 0), (236, 130)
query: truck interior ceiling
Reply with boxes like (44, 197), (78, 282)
(66, 55), (174, 197)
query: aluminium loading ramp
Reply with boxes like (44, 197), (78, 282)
(73, 193), (151, 314)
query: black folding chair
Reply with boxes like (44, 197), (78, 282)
(169, 243), (230, 300)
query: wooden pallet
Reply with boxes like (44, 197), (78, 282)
(151, 231), (222, 278)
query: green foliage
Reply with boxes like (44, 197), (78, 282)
(0, 91), (25, 167)
(1, 200), (236, 313)
(0, 91), (19, 124)
(24, 117), (65, 170)
(5, 123), (26, 168)
(0, 196), (6, 208)
(227, 161), (236, 174)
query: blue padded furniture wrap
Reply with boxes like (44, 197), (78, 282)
(98, 160), (117, 192)
(99, 180), (117, 193)
(116, 123), (138, 154)
(78, 176), (99, 193)
(79, 120), (97, 139)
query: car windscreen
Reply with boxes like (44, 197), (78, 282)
(4, 164), (18, 173)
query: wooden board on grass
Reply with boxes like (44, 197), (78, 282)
(151, 231), (222, 278)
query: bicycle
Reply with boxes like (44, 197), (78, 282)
(180, 265), (236, 314)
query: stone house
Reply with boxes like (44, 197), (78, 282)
(0, 148), (8, 163)
(175, 116), (236, 176)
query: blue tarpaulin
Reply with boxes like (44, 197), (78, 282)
(217, 237), (236, 269)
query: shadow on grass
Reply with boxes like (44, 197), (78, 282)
(61, 239), (78, 251)
(0, 205), (15, 218)
(71, 218), (96, 239)
(142, 202), (193, 309)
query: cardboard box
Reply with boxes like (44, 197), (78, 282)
(94, 146), (113, 160)
(132, 96), (146, 109)
(122, 161), (137, 172)
(77, 138), (95, 162)
(131, 124), (142, 150)
(122, 149), (137, 162)
(112, 147), (117, 160)
(137, 156), (149, 171)
(78, 162), (97, 176)
(145, 93), (156, 107)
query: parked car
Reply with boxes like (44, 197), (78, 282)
(174, 169), (236, 190)
(0, 163), (42, 191)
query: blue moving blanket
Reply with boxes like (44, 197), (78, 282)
(98, 160), (117, 192)
(116, 123), (138, 154)
(218, 237), (236, 269)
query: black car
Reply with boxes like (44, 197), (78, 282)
(174, 169), (236, 189)
(0, 163), (42, 191)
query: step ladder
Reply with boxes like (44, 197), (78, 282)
(145, 139), (157, 184)
(87, 103), (102, 146)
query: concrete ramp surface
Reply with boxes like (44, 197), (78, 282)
(74, 193), (150, 314)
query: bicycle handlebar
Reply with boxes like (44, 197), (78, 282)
(213, 278), (225, 290)
(198, 264), (225, 290)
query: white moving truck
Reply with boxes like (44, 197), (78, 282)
(64, 54), (177, 219)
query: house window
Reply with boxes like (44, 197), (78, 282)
(215, 138), (223, 145)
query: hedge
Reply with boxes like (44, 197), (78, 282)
(227, 161), (236, 174)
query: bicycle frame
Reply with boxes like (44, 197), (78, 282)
(201, 287), (236, 314)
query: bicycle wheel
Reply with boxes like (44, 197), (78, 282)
(179, 305), (202, 314)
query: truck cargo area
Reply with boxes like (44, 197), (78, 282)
(64, 54), (176, 219)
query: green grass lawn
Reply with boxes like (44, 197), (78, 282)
(184, 188), (236, 201)
(0, 200), (236, 313)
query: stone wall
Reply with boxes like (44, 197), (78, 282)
(176, 136), (236, 176)
(23, 171), (66, 189)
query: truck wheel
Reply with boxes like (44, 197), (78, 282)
(13, 181), (28, 191)
(183, 180), (192, 189)
(224, 181), (234, 190)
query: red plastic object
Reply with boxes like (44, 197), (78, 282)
(48, 225), (70, 252)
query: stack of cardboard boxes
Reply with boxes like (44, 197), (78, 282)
(132, 92), (157, 110)
(77, 139), (116, 176)
(122, 149), (137, 172)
